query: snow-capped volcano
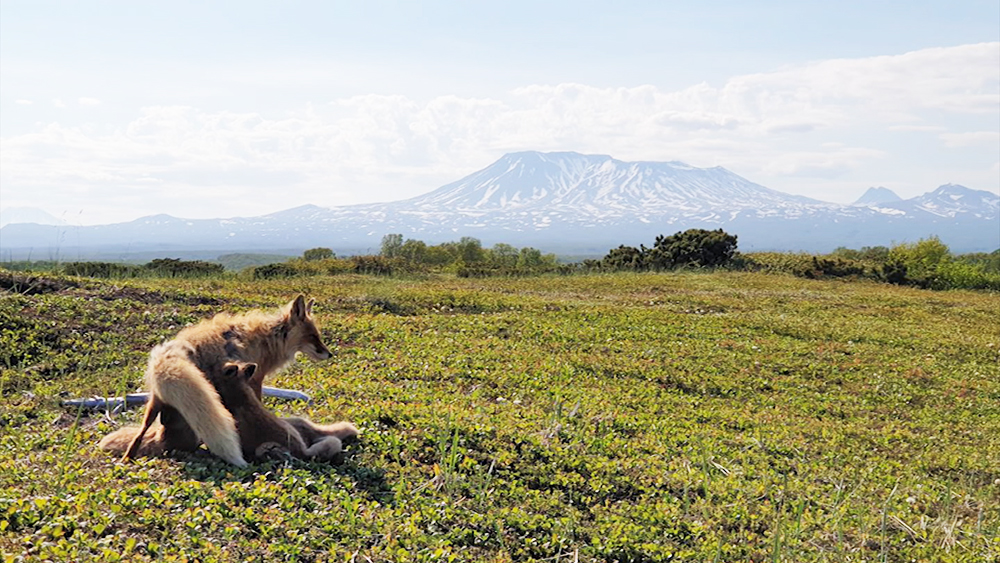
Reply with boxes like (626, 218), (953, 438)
(1, 151), (997, 257)
(853, 187), (902, 206)
(404, 151), (820, 214)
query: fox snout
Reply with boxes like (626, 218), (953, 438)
(309, 343), (333, 361)
(300, 335), (332, 361)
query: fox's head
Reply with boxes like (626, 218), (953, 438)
(221, 361), (257, 382)
(217, 361), (260, 405)
(282, 295), (333, 362)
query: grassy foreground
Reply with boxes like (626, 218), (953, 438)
(0, 270), (997, 562)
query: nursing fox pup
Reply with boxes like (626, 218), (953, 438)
(216, 362), (358, 461)
(100, 295), (334, 467)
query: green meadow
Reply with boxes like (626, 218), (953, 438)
(0, 269), (997, 562)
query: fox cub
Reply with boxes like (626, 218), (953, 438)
(216, 362), (356, 462)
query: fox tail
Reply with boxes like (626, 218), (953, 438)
(147, 344), (246, 467)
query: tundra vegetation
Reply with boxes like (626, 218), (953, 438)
(279, 232), (993, 291)
(4, 229), (997, 291)
(0, 231), (998, 561)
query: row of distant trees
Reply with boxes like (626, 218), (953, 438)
(5, 228), (997, 291)
(270, 235), (562, 278)
(59, 258), (224, 278)
(379, 234), (558, 271)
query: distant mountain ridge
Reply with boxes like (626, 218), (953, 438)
(1, 151), (997, 259)
(0, 207), (67, 229)
(904, 184), (999, 218)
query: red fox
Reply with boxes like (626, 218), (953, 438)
(109, 295), (332, 466)
(215, 361), (348, 461)
(100, 365), (358, 460)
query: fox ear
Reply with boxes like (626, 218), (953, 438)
(306, 298), (315, 316)
(242, 363), (257, 381)
(288, 295), (308, 321)
(222, 363), (240, 378)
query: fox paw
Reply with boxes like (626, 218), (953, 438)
(255, 442), (292, 460)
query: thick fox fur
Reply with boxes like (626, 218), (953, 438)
(215, 362), (346, 461)
(108, 295), (332, 466)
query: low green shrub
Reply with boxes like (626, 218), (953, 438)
(352, 255), (402, 276)
(934, 261), (1000, 290)
(251, 263), (299, 279)
(740, 252), (815, 276)
(145, 258), (225, 277)
(742, 240), (998, 292)
(62, 261), (142, 278)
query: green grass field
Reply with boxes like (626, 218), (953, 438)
(1, 270), (997, 562)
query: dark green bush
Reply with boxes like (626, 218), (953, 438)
(62, 261), (142, 278)
(601, 245), (646, 271)
(144, 258), (224, 277)
(352, 255), (396, 276)
(881, 260), (909, 286)
(803, 256), (867, 279)
(302, 247), (334, 261)
(646, 228), (738, 269)
(251, 263), (299, 279)
(599, 229), (739, 271)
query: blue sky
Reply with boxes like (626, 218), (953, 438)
(1, 1), (998, 224)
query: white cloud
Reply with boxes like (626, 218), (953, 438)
(765, 122), (819, 134)
(762, 147), (887, 178)
(940, 131), (1000, 148)
(889, 125), (947, 132)
(78, 97), (101, 106)
(15, 99), (32, 105)
(736, 43), (999, 115)
(2, 43), (998, 222)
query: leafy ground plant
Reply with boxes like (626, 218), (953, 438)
(0, 269), (997, 562)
